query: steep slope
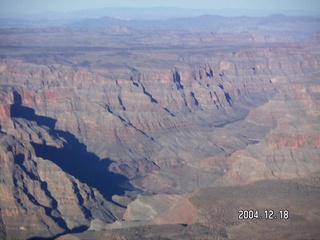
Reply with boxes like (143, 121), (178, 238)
(55, 176), (320, 240)
(1, 28), (319, 192)
(0, 88), (121, 239)
(0, 22), (319, 239)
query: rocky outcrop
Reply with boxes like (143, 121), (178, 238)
(1, 23), (320, 239)
(57, 176), (320, 240)
(221, 80), (320, 185)
(0, 90), (122, 239)
(1, 28), (319, 185)
(123, 193), (197, 225)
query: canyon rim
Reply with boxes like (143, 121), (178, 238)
(0, 6), (320, 240)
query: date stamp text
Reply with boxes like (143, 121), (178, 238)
(238, 209), (289, 220)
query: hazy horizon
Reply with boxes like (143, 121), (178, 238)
(0, 0), (319, 18)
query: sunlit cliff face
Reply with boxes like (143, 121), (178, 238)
(0, 15), (320, 239)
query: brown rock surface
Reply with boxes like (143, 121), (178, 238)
(56, 176), (320, 239)
(190, 176), (320, 239)
(123, 193), (197, 225)
(0, 91), (120, 239)
(220, 78), (320, 185)
(0, 15), (319, 239)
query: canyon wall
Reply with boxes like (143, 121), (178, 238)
(0, 25), (319, 238)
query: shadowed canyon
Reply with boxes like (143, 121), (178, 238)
(0, 13), (320, 239)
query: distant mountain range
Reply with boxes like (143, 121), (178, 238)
(65, 14), (320, 33)
(0, 7), (319, 27)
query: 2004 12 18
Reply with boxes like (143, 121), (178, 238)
(238, 209), (289, 220)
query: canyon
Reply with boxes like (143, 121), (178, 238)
(0, 14), (320, 239)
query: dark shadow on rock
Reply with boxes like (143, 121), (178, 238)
(28, 225), (89, 240)
(10, 104), (56, 129)
(11, 91), (56, 129)
(14, 154), (69, 230)
(173, 70), (184, 90)
(31, 141), (128, 201)
(190, 91), (199, 106)
(13, 91), (22, 105)
(224, 92), (233, 106)
(11, 91), (132, 202)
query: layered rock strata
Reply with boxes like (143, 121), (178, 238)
(0, 89), (119, 239)
(0, 25), (319, 238)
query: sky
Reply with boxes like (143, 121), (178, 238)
(0, 0), (319, 15)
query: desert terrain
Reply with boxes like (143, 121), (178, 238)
(0, 13), (320, 239)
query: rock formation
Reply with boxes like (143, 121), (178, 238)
(0, 15), (319, 239)
(0, 89), (123, 239)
